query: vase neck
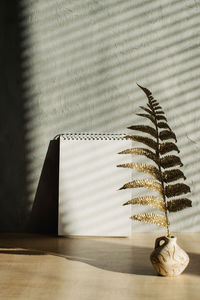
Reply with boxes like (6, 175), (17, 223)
(167, 236), (177, 244)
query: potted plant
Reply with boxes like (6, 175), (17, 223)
(118, 84), (192, 276)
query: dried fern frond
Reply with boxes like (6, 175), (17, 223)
(167, 198), (192, 212)
(131, 213), (168, 227)
(123, 196), (165, 212)
(159, 142), (180, 154)
(119, 84), (191, 235)
(159, 130), (177, 142)
(119, 179), (163, 195)
(118, 147), (159, 164)
(124, 135), (157, 151)
(165, 183), (191, 198)
(163, 169), (186, 183)
(117, 163), (161, 181)
(161, 155), (183, 169)
(127, 125), (157, 138)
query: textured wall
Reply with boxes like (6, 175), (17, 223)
(1, 0), (200, 232)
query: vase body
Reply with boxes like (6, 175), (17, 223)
(150, 236), (189, 276)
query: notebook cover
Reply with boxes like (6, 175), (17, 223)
(58, 134), (132, 236)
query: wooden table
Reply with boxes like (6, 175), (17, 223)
(0, 233), (199, 300)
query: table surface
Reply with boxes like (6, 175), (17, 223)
(0, 233), (199, 300)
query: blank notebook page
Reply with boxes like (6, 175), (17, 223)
(58, 134), (132, 236)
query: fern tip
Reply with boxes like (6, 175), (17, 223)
(136, 83), (151, 96)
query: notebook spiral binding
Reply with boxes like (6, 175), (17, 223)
(55, 133), (126, 141)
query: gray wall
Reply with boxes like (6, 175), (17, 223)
(1, 0), (200, 232)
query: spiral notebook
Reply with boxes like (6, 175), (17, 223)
(58, 133), (132, 236)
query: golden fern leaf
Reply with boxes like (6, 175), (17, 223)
(118, 148), (159, 164)
(127, 125), (157, 138)
(124, 135), (157, 151)
(163, 169), (186, 183)
(159, 130), (177, 142)
(131, 213), (168, 227)
(117, 163), (161, 181)
(165, 183), (191, 198)
(123, 196), (165, 212)
(167, 198), (192, 212)
(136, 113), (156, 125)
(119, 179), (163, 195)
(161, 155), (183, 169)
(157, 122), (171, 130)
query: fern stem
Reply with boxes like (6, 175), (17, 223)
(149, 99), (171, 237)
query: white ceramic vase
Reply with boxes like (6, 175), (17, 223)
(150, 236), (189, 276)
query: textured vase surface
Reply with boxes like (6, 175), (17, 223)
(150, 236), (189, 276)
